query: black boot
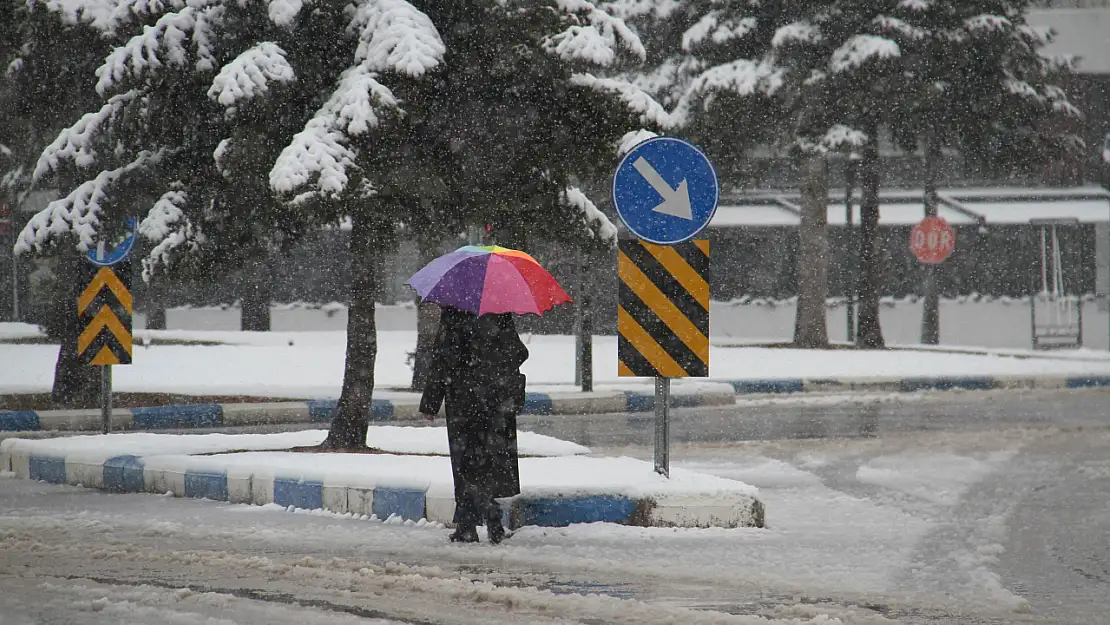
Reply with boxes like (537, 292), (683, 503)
(486, 505), (508, 544)
(487, 519), (506, 545)
(449, 525), (479, 543)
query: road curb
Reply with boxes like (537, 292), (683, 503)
(0, 390), (736, 432)
(0, 442), (765, 529)
(3, 375), (1108, 433)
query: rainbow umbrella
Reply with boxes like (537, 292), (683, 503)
(406, 245), (571, 316)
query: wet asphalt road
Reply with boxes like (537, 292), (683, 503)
(6, 387), (1107, 446)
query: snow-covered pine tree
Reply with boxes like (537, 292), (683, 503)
(603, 1), (699, 109)
(669, 1), (863, 348)
(269, 0), (665, 447)
(2, 1), (136, 405)
(824, 1), (1083, 345)
(18, 0), (662, 444)
(12, 0), (346, 402)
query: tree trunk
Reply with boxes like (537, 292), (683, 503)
(410, 233), (442, 391)
(321, 211), (379, 450)
(50, 254), (99, 408)
(146, 308), (167, 330)
(920, 130), (940, 345)
(856, 128), (886, 349)
(240, 256), (271, 332)
(793, 151), (830, 348)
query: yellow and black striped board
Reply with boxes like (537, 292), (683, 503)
(77, 261), (133, 366)
(618, 239), (709, 377)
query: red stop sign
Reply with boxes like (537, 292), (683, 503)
(910, 216), (955, 264)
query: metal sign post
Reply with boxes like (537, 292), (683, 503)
(654, 376), (670, 475)
(611, 136), (718, 478)
(101, 364), (113, 434)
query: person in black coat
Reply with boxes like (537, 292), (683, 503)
(419, 306), (528, 544)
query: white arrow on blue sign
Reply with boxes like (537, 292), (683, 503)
(611, 136), (719, 245)
(87, 217), (138, 267)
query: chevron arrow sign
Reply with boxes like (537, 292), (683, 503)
(77, 262), (133, 366)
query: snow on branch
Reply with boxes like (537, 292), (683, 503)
(622, 55), (703, 106)
(270, 66), (399, 198)
(95, 5), (211, 95)
(37, 0), (152, 32)
(140, 184), (203, 278)
(1005, 78), (1040, 100)
(898, 0), (930, 10)
(602, 0), (680, 21)
(192, 4), (222, 72)
(104, 0), (188, 34)
(570, 73), (670, 127)
(829, 35), (900, 73)
(1017, 24), (1053, 47)
(796, 125), (868, 155)
(671, 59), (783, 126)
(965, 14), (1011, 33)
(16, 150), (164, 255)
(34, 90), (139, 181)
(213, 138), (231, 176)
(822, 124), (868, 150)
(872, 15), (926, 40)
(682, 12), (757, 51)
(1041, 84), (1082, 118)
(617, 129), (656, 156)
(349, 0), (445, 77)
(772, 21), (821, 48)
(208, 42), (295, 106)
(546, 0), (647, 67)
(268, 0), (304, 26)
(563, 186), (617, 245)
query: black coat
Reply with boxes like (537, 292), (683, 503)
(420, 309), (528, 502)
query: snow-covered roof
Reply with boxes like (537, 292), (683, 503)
(711, 204), (799, 227)
(708, 188), (1110, 228)
(828, 202), (975, 227)
(964, 200), (1109, 225)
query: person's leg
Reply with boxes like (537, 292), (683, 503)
(485, 497), (506, 544)
(446, 408), (480, 542)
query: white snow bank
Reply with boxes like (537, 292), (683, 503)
(1, 427), (588, 463)
(0, 323), (44, 340)
(6, 328), (1110, 398)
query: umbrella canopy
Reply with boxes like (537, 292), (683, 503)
(406, 245), (571, 316)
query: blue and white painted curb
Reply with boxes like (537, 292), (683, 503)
(0, 390), (735, 432)
(3, 374), (1109, 433)
(725, 374), (1110, 394)
(0, 442), (765, 529)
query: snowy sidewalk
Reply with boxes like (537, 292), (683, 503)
(0, 428), (764, 530)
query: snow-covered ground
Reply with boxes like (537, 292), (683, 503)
(0, 427), (588, 459)
(5, 321), (1110, 398)
(3, 424), (1093, 623)
(122, 298), (1110, 351)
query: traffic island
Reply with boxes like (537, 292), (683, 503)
(0, 429), (765, 530)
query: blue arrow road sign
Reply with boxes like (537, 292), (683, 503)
(87, 217), (138, 267)
(611, 136), (719, 245)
